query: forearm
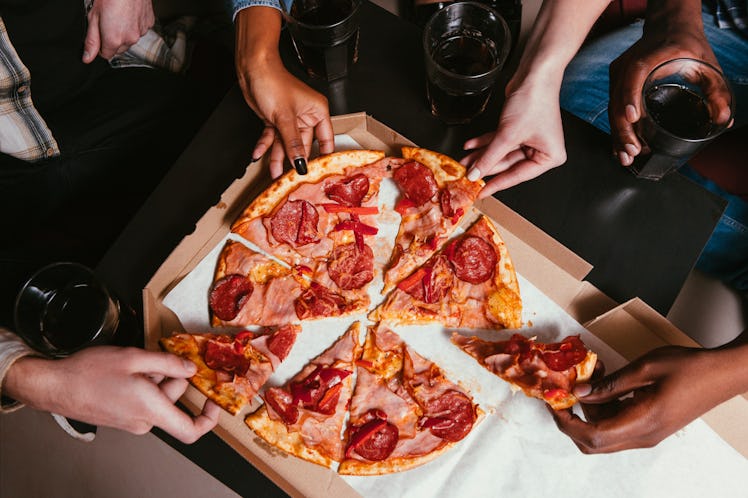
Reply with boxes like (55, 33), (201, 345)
(2, 356), (61, 413)
(644, 0), (704, 34)
(513, 0), (611, 89)
(235, 6), (284, 70)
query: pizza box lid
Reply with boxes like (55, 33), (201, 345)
(143, 112), (748, 497)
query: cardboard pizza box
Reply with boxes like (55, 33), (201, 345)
(143, 113), (748, 498)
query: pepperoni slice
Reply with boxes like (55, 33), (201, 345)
(439, 188), (455, 217)
(266, 324), (298, 361)
(422, 390), (475, 442)
(447, 236), (497, 284)
(204, 338), (252, 376)
(542, 336), (588, 371)
(328, 243), (374, 290)
(209, 274), (254, 321)
(392, 161), (438, 206)
(294, 284), (349, 319)
(325, 173), (370, 206)
(346, 418), (399, 461)
(270, 199), (319, 246)
(265, 387), (299, 425)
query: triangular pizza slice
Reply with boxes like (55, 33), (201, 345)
(230, 150), (392, 306)
(209, 240), (367, 327)
(371, 215), (522, 330)
(160, 324), (301, 415)
(382, 147), (484, 294)
(451, 332), (598, 410)
(339, 324), (480, 475)
(245, 322), (363, 468)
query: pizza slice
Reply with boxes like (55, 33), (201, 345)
(159, 324), (300, 415)
(451, 332), (598, 410)
(209, 240), (366, 327)
(371, 215), (522, 330)
(230, 150), (391, 305)
(245, 322), (363, 468)
(339, 324), (480, 475)
(382, 147), (484, 294)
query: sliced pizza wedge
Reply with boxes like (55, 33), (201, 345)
(159, 324), (300, 415)
(230, 150), (391, 305)
(451, 332), (598, 410)
(339, 324), (480, 475)
(209, 240), (367, 328)
(245, 322), (363, 468)
(382, 147), (484, 294)
(371, 215), (522, 330)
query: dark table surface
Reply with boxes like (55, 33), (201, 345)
(96, 1), (724, 496)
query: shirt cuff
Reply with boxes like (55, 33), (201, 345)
(231, 0), (285, 20)
(0, 328), (39, 413)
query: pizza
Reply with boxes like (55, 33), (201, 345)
(383, 146), (484, 294)
(339, 324), (480, 475)
(451, 333), (598, 410)
(159, 324), (300, 415)
(371, 215), (523, 330)
(230, 150), (393, 312)
(209, 240), (363, 327)
(245, 322), (363, 467)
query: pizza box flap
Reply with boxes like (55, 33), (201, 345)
(143, 112), (746, 495)
(584, 298), (748, 458)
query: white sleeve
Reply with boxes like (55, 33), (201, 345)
(0, 327), (38, 413)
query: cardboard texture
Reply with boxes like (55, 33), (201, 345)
(144, 114), (747, 496)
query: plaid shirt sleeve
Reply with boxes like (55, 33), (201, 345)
(0, 327), (38, 413)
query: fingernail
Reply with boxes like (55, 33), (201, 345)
(625, 104), (638, 122)
(82, 51), (90, 60)
(183, 359), (197, 374)
(293, 157), (307, 175)
(467, 167), (481, 182)
(251, 157), (261, 163)
(573, 383), (592, 397)
(618, 151), (632, 166)
(624, 143), (639, 157)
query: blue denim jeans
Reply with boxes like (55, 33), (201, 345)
(559, 7), (748, 293)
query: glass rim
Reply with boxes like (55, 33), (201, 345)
(422, 1), (511, 82)
(641, 57), (735, 143)
(281, 0), (362, 30)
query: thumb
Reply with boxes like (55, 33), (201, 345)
(573, 365), (652, 404)
(83, 15), (101, 64)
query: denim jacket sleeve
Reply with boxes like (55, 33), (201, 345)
(229, 0), (286, 20)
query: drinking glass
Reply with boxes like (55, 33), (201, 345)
(284, 0), (362, 81)
(423, 1), (511, 125)
(14, 262), (120, 357)
(631, 58), (734, 180)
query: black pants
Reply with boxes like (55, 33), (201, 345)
(0, 65), (219, 328)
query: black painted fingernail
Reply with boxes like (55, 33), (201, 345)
(294, 157), (308, 175)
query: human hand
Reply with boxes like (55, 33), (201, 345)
(4, 347), (219, 444)
(608, 8), (723, 166)
(460, 76), (567, 198)
(234, 7), (334, 178)
(83, 0), (155, 63)
(549, 345), (746, 453)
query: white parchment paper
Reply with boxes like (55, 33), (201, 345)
(163, 136), (748, 497)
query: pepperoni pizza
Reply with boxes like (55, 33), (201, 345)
(451, 333), (598, 410)
(159, 325), (300, 415)
(371, 215), (523, 330)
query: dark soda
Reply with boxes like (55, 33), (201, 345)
(645, 83), (713, 140)
(41, 283), (114, 351)
(427, 33), (498, 124)
(289, 0), (359, 81)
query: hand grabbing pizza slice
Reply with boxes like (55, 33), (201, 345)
(383, 147), (484, 294)
(160, 324), (301, 415)
(372, 215), (522, 330)
(245, 322), (363, 468)
(209, 240), (366, 327)
(339, 324), (480, 475)
(451, 332), (598, 410)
